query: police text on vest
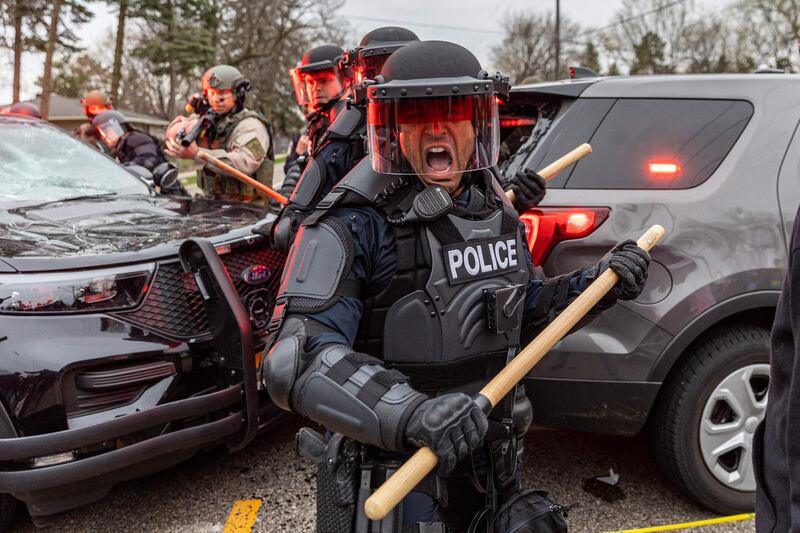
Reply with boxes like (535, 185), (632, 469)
(443, 234), (519, 285)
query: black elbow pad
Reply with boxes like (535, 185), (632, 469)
(291, 345), (426, 452)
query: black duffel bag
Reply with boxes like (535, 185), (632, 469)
(492, 489), (569, 533)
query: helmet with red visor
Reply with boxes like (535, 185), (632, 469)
(364, 41), (510, 188)
(288, 45), (349, 111)
(340, 27), (420, 87)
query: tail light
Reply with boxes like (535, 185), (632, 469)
(519, 207), (610, 265)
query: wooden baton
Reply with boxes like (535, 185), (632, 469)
(505, 143), (592, 204)
(196, 150), (289, 205)
(364, 223), (666, 521)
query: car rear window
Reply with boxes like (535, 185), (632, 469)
(565, 98), (753, 189)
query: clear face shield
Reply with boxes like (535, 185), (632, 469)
(96, 119), (125, 148)
(288, 67), (310, 108)
(366, 93), (500, 188)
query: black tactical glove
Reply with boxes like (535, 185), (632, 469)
(405, 393), (488, 475)
(595, 239), (651, 301)
(503, 168), (546, 210)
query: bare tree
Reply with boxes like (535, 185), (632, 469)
(110, 0), (127, 102)
(490, 10), (581, 83)
(736, 0), (800, 71)
(602, 0), (695, 74)
(40, 0), (62, 118)
(214, 0), (349, 134)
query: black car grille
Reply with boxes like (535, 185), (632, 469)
(114, 244), (285, 340)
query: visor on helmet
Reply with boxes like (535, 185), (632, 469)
(354, 54), (390, 85)
(366, 93), (499, 177)
(85, 104), (111, 119)
(288, 67), (309, 107)
(96, 118), (125, 147)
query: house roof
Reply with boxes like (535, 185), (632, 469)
(2, 94), (169, 126)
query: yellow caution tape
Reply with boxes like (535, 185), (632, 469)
(603, 512), (755, 532)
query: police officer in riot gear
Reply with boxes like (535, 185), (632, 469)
(282, 45), (351, 197)
(93, 110), (183, 195)
(270, 28), (420, 252)
(165, 64), (274, 203)
(74, 90), (114, 152)
(263, 41), (651, 532)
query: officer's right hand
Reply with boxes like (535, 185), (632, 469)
(295, 135), (309, 156)
(405, 393), (488, 475)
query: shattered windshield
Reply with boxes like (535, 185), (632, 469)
(0, 122), (150, 204)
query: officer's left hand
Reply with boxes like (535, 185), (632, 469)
(597, 240), (651, 300)
(165, 137), (198, 159)
(504, 168), (546, 210)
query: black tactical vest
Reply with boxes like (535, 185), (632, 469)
(308, 163), (530, 393)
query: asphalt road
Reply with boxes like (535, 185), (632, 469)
(9, 417), (755, 532)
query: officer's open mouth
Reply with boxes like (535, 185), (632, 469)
(425, 146), (453, 174)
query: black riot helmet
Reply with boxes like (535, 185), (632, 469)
(340, 27), (420, 86)
(365, 40), (510, 181)
(92, 110), (130, 148)
(289, 45), (348, 110)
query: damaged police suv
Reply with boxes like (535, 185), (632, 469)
(500, 73), (800, 513)
(0, 115), (284, 527)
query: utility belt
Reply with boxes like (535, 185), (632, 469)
(296, 414), (522, 533)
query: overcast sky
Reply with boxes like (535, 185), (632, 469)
(0, 0), (724, 103)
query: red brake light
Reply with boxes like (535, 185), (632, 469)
(648, 161), (680, 176)
(519, 207), (610, 265)
(500, 117), (536, 128)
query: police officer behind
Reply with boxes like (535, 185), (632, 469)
(264, 41), (651, 532)
(165, 65), (274, 204)
(270, 28), (420, 251)
(282, 45), (351, 197)
(74, 90), (113, 152)
(93, 110), (183, 195)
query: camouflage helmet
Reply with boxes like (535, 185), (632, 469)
(201, 64), (252, 113)
(201, 65), (248, 92)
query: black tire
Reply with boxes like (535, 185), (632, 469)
(649, 323), (770, 514)
(0, 493), (16, 531)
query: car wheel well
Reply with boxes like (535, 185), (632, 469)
(649, 309), (773, 421)
(648, 296), (777, 383)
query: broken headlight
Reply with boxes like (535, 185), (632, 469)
(0, 264), (154, 314)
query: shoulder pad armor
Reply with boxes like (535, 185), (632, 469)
(324, 105), (365, 140)
(279, 216), (353, 306)
(334, 157), (409, 205)
(290, 156), (325, 208)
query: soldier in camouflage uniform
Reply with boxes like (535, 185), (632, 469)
(166, 65), (274, 204)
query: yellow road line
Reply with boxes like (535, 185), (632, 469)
(223, 499), (262, 533)
(604, 513), (755, 533)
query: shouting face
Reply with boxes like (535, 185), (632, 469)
(206, 88), (236, 114)
(399, 120), (476, 195)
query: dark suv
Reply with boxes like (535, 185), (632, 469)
(0, 115), (283, 527)
(501, 73), (800, 513)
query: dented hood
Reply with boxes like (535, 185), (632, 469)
(0, 194), (271, 272)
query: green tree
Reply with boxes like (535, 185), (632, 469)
(46, 51), (110, 97)
(130, 0), (218, 117)
(578, 41), (601, 73)
(630, 31), (671, 74)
